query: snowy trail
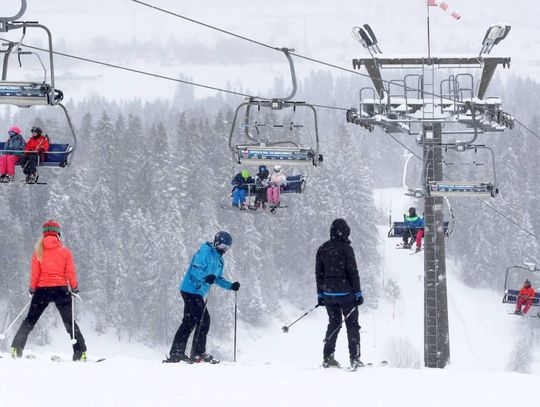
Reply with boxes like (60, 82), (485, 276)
(0, 351), (538, 407)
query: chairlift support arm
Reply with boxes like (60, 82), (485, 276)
(1, 23), (56, 96)
(422, 143), (498, 197)
(229, 100), (321, 164)
(0, 0), (27, 32)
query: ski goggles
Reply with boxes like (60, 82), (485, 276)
(8, 130), (17, 137)
(215, 243), (231, 252)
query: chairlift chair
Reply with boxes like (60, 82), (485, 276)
(502, 264), (540, 312)
(388, 153), (454, 238)
(226, 48), (321, 211)
(0, 1), (77, 184)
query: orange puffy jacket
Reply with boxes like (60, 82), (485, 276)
(30, 236), (77, 290)
(518, 287), (535, 300)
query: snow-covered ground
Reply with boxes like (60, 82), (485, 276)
(1, 187), (538, 406)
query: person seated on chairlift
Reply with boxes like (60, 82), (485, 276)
(254, 165), (270, 210)
(402, 207), (424, 252)
(18, 127), (49, 184)
(231, 169), (254, 210)
(267, 165), (287, 207)
(514, 279), (535, 316)
(0, 126), (26, 183)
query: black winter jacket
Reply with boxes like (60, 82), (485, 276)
(315, 219), (361, 294)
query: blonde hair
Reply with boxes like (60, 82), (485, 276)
(34, 236), (44, 262)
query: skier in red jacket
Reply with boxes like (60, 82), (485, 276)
(18, 126), (49, 183)
(10, 220), (87, 360)
(515, 280), (535, 315)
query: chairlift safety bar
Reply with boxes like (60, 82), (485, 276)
(234, 145), (319, 166)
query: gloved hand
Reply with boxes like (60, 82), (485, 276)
(204, 275), (216, 284)
(231, 281), (240, 291)
(317, 292), (325, 307)
(71, 286), (80, 294)
(354, 291), (364, 306)
(28, 288), (35, 296)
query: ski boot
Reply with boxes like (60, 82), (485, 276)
(10, 347), (22, 359)
(322, 353), (340, 368)
(350, 356), (364, 370)
(162, 353), (191, 364)
(0, 175), (6, 183)
(73, 351), (88, 362)
(514, 310), (523, 316)
(26, 173), (38, 184)
(191, 353), (220, 364)
(415, 246), (422, 253)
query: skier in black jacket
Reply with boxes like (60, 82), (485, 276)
(316, 218), (364, 369)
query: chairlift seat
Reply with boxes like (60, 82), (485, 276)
(0, 142), (72, 167)
(282, 175), (306, 194)
(388, 221), (449, 238)
(503, 289), (540, 306)
(0, 81), (54, 107)
(427, 181), (497, 197)
(235, 145), (319, 166)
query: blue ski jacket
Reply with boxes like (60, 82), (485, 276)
(404, 215), (424, 229)
(231, 172), (254, 191)
(180, 242), (233, 297)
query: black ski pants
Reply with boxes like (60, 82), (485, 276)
(254, 187), (268, 207)
(169, 291), (210, 359)
(323, 294), (360, 359)
(402, 228), (420, 245)
(18, 153), (40, 175)
(11, 286), (87, 354)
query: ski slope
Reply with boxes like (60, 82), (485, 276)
(1, 187), (538, 407)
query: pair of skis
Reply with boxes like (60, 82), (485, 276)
(395, 243), (423, 255)
(51, 355), (106, 363)
(322, 360), (388, 372)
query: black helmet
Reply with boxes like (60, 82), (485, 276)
(330, 218), (350, 241)
(409, 207), (416, 215)
(214, 231), (232, 253)
(31, 126), (42, 136)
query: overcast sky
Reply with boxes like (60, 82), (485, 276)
(2, 0), (538, 101)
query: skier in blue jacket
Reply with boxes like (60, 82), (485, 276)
(165, 231), (240, 363)
(402, 207), (424, 251)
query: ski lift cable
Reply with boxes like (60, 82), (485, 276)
(0, 36), (356, 113)
(513, 118), (540, 142)
(0, 37), (255, 98)
(128, 0), (466, 105)
(383, 133), (538, 239)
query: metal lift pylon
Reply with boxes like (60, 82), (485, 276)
(347, 12), (513, 368)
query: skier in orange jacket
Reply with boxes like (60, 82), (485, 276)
(515, 280), (536, 315)
(10, 220), (87, 360)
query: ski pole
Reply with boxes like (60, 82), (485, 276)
(70, 291), (77, 344)
(323, 307), (357, 343)
(233, 291), (237, 362)
(281, 304), (320, 333)
(191, 298), (208, 357)
(0, 298), (32, 340)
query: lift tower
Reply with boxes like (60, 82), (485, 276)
(347, 23), (512, 368)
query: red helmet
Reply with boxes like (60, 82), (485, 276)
(8, 126), (21, 135)
(42, 220), (61, 237)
